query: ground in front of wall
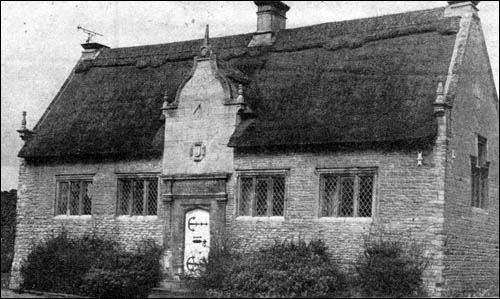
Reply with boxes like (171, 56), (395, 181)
(1, 289), (48, 298)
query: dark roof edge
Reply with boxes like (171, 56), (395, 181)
(31, 64), (79, 132)
(228, 134), (437, 149)
(19, 150), (163, 163)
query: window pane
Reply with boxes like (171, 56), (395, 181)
(322, 176), (338, 217)
(69, 181), (80, 215)
(480, 167), (489, 208)
(255, 179), (268, 216)
(132, 180), (144, 215)
(358, 176), (373, 217)
(470, 157), (479, 207)
(82, 181), (92, 215)
(339, 177), (354, 217)
(272, 177), (285, 216)
(478, 137), (487, 166)
(239, 177), (253, 216)
(57, 182), (69, 215)
(147, 180), (158, 215)
(119, 180), (132, 215)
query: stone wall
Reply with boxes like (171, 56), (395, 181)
(9, 158), (165, 289)
(228, 145), (448, 296)
(442, 16), (500, 293)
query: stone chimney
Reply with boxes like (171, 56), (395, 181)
(80, 42), (109, 60)
(248, 1), (290, 47)
(445, 1), (480, 17)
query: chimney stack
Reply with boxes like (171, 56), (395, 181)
(80, 43), (109, 60)
(445, 1), (480, 17)
(248, 1), (290, 47)
(255, 1), (290, 33)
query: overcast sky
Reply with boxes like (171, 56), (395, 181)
(1, 1), (499, 190)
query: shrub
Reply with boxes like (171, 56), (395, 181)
(80, 239), (163, 298)
(356, 235), (428, 298)
(183, 234), (239, 292)
(20, 231), (162, 298)
(1, 190), (17, 273)
(190, 238), (347, 298)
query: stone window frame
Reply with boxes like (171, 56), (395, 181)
(54, 174), (95, 218)
(116, 173), (160, 218)
(316, 167), (378, 220)
(471, 135), (489, 210)
(235, 169), (289, 219)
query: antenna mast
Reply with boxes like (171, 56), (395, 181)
(77, 25), (103, 43)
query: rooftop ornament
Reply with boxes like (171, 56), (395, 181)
(17, 111), (34, 141)
(236, 84), (245, 103)
(433, 81), (450, 116)
(77, 25), (103, 44)
(200, 24), (212, 58)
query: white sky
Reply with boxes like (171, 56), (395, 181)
(1, 1), (499, 190)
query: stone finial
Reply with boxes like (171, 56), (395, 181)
(435, 82), (446, 104)
(236, 84), (245, 103)
(17, 111), (34, 141)
(436, 82), (444, 95)
(433, 81), (449, 117)
(161, 89), (172, 110)
(200, 24), (212, 57)
(21, 111), (27, 130)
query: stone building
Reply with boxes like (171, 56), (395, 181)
(10, 1), (499, 296)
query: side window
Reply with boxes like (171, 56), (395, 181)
(56, 179), (93, 216)
(319, 170), (375, 218)
(471, 136), (489, 209)
(238, 175), (285, 217)
(117, 178), (158, 216)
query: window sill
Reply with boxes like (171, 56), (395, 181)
(54, 215), (92, 220)
(116, 215), (158, 221)
(316, 217), (372, 223)
(471, 207), (488, 215)
(236, 216), (285, 222)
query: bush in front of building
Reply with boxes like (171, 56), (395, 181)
(20, 231), (162, 298)
(356, 234), (429, 298)
(191, 238), (347, 298)
(79, 239), (162, 298)
(1, 190), (17, 273)
(183, 234), (238, 292)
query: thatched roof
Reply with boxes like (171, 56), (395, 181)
(19, 7), (460, 159)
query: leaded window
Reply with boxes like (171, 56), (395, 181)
(56, 180), (93, 216)
(118, 178), (158, 216)
(320, 171), (375, 217)
(471, 136), (489, 209)
(238, 175), (285, 217)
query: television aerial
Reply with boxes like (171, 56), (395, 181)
(77, 25), (103, 43)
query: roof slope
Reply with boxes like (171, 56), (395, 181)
(19, 7), (460, 159)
